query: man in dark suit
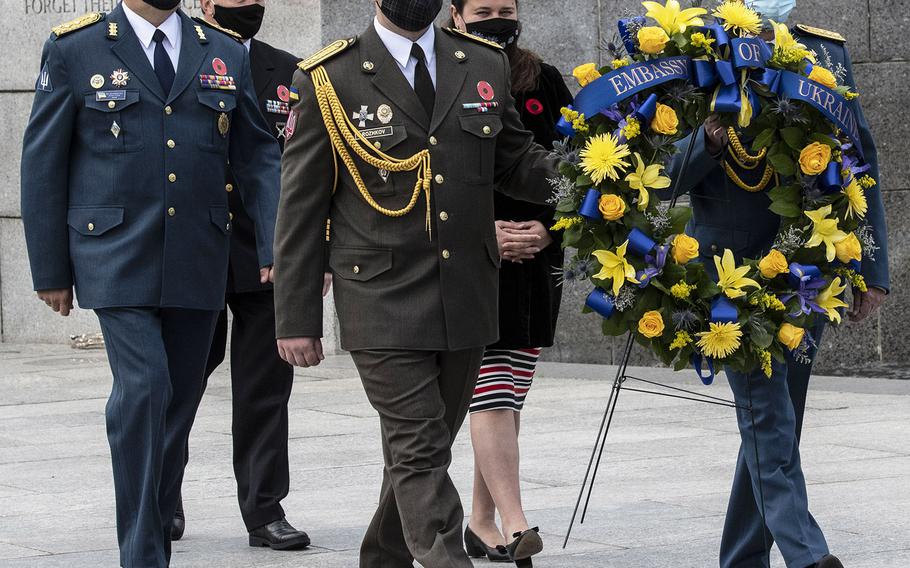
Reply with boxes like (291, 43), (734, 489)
(274, 1), (557, 566)
(20, 1), (281, 566)
(170, 0), (311, 551)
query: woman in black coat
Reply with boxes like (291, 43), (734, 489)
(451, 1), (572, 564)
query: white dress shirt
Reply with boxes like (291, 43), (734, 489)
(122, 2), (182, 72)
(373, 17), (437, 89)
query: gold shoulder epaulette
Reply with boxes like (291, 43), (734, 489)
(192, 17), (243, 41)
(52, 12), (104, 38)
(442, 27), (503, 50)
(794, 24), (846, 43)
(299, 38), (358, 72)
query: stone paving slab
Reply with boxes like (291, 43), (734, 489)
(0, 344), (908, 567)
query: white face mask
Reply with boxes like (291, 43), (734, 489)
(752, 0), (797, 26)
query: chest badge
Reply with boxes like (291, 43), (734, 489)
(277, 85), (291, 103)
(110, 121), (121, 139)
(275, 122), (287, 139)
(90, 74), (105, 89)
(110, 69), (129, 87)
(477, 80), (495, 101)
(212, 57), (228, 75)
(266, 100), (290, 115)
(218, 112), (230, 137)
(377, 104), (393, 124)
(352, 105), (374, 128)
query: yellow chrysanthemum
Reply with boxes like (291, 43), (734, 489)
(712, 1), (762, 36)
(670, 330), (693, 350)
(805, 205), (849, 262)
(643, 0), (707, 34)
(624, 153), (671, 211)
(842, 179), (868, 219)
(714, 249), (760, 299)
(580, 133), (632, 185)
(816, 277), (849, 324)
(592, 240), (640, 297)
(696, 321), (743, 359)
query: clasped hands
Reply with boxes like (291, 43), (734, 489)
(496, 220), (553, 263)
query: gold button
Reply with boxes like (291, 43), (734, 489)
(226, 223), (231, 231)
(439, 211), (449, 221)
(429, 136), (438, 146)
(229, 212), (234, 220)
(168, 173), (177, 183)
(482, 125), (492, 135)
(167, 139), (175, 149)
(87, 223), (95, 231)
(218, 100), (226, 109)
(164, 106), (173, 115)
(167, 207), (176, 217)
(711, 244), (718, 253)
(442, 249), (451, 260)
(107, 101), (116, 109)
(435, 174), (444, 184)
(225, 183), (234, 193)
(374, 141), (382, 149)
(362, 61), (374, 71)
(353, 265), (361, 274)
(455, 50), (466, 60)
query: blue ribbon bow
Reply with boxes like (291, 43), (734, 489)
(690, 296), (740, 385)
(578, 188), (602, 221)
(585, 287), (616, 319)
(782, 263), (827, 317)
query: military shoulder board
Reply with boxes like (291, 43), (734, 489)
(442, 27), (503, 50)
(192, 17), (243, 42)
(794, 24), (846, 43)
(299, 37), (358, 72)
(52, 12), (104, 38)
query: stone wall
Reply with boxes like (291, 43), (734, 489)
(1, 1), (907, 374)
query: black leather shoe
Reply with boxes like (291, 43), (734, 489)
(170, 496), (185, 541)
(815, 555), (844, 568)
(464, 525), (511, 562)
(506, 527), (542, 567)
(248, 518), (311, 550)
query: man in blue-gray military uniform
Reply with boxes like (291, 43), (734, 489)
(668, 2), (888, 567)
(20, 0), (280, 566)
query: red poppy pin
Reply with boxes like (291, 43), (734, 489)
(477, 80), (495, 101)
(277, 85), (290, 103)
(212, 57), (227, 76)
(525, 98), (544, 115)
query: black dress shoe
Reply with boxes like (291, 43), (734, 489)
(505, 527), (542, 567)
(248, 518), (311, 550)
(464, 525), (511, 562)
(815, 555), (844, 568)
(170, 496), (185, 541)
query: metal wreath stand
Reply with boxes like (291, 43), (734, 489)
(562, 126), (771, 566)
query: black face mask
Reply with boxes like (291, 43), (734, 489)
(213, 3), (265, 39)
(378, 0), (443, 32)
(143, 0), (182, 10)
(465, 18), (521, 49)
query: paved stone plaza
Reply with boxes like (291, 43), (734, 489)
(1, 344), (907, 567)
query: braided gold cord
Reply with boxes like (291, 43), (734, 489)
(727, 128), (767, 168)
(310, 66), (432, 234)
(723, 160), (775, 192)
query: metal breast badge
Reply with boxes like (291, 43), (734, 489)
(218, 113), (230, 137)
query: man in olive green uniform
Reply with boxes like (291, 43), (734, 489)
(272, 1), (556, 566)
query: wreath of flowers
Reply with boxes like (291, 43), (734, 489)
(549, 0), (876, 381)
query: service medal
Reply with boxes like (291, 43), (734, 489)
(90, 74), (105, 89)
(218, 112), (230, 137)
(110, 69), (129, 87)
(377, 104), (393, 124)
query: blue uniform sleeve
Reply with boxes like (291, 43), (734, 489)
(660, 126), (720, 201)
(229, 49), (281, 268)
(21, 37), (77, 291)
(838, 42), (890, 292)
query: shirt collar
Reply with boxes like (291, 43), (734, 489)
(122, 2), (181, 50)
(243, 38), (252, 52)
(373, 17), (436, 68)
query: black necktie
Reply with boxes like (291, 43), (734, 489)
(410, 43), (435, 119)
(153, 29), (176, 95)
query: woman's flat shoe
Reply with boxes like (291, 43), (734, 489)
(464, 526), (511, 562)
(506, 527), (542, 564)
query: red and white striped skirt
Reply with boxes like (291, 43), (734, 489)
(469, 348), (542, 413)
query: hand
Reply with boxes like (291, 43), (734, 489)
(704, 114), (728, 156)
(848, 286), (886, 322)
(37, 288), (74, 317)
(260, 266), (274, 284)
(322, 272), (333, 297)
(496, 220), (543, 264)
(277, 336), (324, 367)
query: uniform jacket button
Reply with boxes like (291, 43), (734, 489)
(167, 139), (176, 149)
(442, 249), (451, 259)
(107, 101), (116, 109)
(87, 222), (95, 231)
(482, 125), (492, 135)
(168, 173), (177, 183)
(439, 211), (449, 221)
(225, 183), (233, 192)
(435, 174), (444, 184)
(429, 136), (438, 146)
(353, 265), (361, 274)
(164, 106), (173, 115)
(168, 207), (176, 217)
(710, 244), (718, 253)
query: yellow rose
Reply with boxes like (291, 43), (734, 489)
(638, 310), (665, 339)
(651, 103), (679, 135)
(758, 249), (789, 279)
(671, 234), (700, 264)
(808, 66), (837, 89)
(572, 63), (602, 87)
(835, 232), (862, 263)
(637, 26), (670, 55)
(798, 142), (832, 175)
(778, 323), (806, 351)
(598, 194), (627, 221)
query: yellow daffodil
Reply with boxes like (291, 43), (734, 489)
(714, 249), (760, 299)
(835, 232), (862, 264)
(712, 1), (762, 36)
(805, 205), (849, 262)
(592, 240), (639, 296)
(696, 321), (743, 359)
(769, 19), (816, 63)
(580, 133), (632, 185)
(643, 0), (707, 35)
(624, 153), (671, 211)
(842, 178), (868, 219)
(815, 277), (849, 324)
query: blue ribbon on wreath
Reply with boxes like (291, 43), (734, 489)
(579, 188), (602, 221)
(821, 162), (843, 194)
(585, 287), (616, 319)
(618, 17), (646, 55)
(781, 263), (827, 317)
(616, 93), (659, 143)
(690, 296), (740, 385)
